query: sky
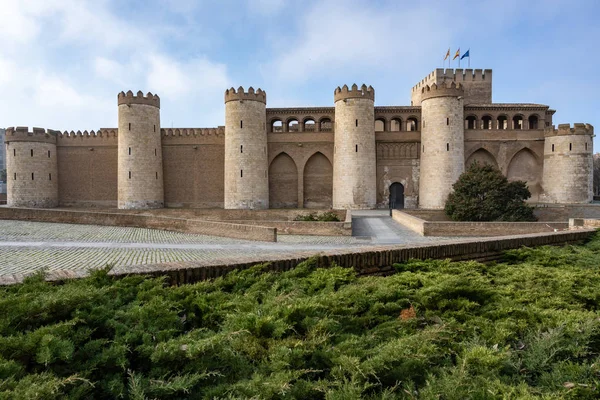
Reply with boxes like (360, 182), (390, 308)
(0, 0), (598, 147)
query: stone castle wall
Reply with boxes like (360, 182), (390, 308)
(418, 84), (465, 209)
(224, 87), (269, 209)
(117, 92), (164, 209)
(5, 127), (59, 207)
(4, 68), (594, 211)
(332, 85), (377, 209)
(542, 124), (594, 203)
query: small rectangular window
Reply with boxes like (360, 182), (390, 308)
(446, 118), (449, 125)
(31, 173), (34, 180)
(30, 149), (33, 157)
(570, 143), (572, 151)
(154, 125), (156, 132)
(49, 173), (51, 181)
(355, 144), (358, 152)
(446, 143), (449, 151)
(240, 120), (243, 129)
(585, 143), (588, 151)
(13, 173), (16, 180)
(129, 123), (131, 130)
(241, 145), (243, 153)
(129, 171), (131, 179)
(552, 144), (555, 152)
(241, 170), (243, 178)
(156, 172), (158, 179)
(355, 119), (358, 127)
(13, 149), (15, 156)
(129, 147), (131, 155)
(154, 148), (157, 156)
(48, 150), (51, 158)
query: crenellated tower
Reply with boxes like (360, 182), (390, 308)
(541, 123), (594, 203)
(332, 84), (377, 209)
(224, 86), (269, 209)
(117, 90), (164, 209)
(5, 127), (59, 208)
(418, 82), (465, 209)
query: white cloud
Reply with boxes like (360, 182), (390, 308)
(263, 1), (450, 84)
(0, 0), (232, 130)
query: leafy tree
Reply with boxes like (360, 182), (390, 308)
(445, 161), (537, 221)
(593, 153), (600, 196)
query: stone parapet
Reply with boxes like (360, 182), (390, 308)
(224, 86), (266, 104)
(4, 127), (58, 144)
(117, 90), (160, 108)
(420, 82), (464, 101)
(334, 84), (374, 102)
(544, 123), (593, 137)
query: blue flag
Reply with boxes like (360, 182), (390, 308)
(460, 49), (470, 60)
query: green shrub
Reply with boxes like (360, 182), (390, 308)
(293, 211), (341, 222)
(3, 236), (600, 398)
(445, 161), (537, 222)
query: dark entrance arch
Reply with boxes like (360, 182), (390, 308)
(389, 182), (405, 209)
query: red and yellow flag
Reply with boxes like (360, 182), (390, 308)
(453, 48), (460, 60)
(444, 48), (450, 60)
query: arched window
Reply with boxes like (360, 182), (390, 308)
(319, 118), (332, 132)
(271, 119), (283, 133)
(497, 115), (508, 130)
(528, 115), (539, 130)
(303, 118), (316, 132)
(482, 116), (493, 130)
(407, 117), (418, 131)
(375, 118), (385, 132)
(512, 115), (524, 130)
(391, 118), (402, 132)
(288, 119), (299, 132)
(466, 116), (477, 130)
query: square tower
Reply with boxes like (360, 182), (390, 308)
(411, 69), (492, 106)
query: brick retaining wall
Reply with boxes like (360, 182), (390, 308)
(107, 229), (595, 285)
(0, 207), (277, 242)
(3, 228), (590, 286)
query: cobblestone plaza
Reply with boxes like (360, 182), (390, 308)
(0, 216), (452, 279)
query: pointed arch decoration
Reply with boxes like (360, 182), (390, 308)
(303, 152), (332, 208)
(269, 152), (298, 208)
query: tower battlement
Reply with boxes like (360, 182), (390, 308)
(411, 68), (492, 106)
(117, 90), (160, 108)
(224, 86), (266, 104)
(545, 123), (594, 137)
(334, 84), (374, 102)
(4, 126), (59, 144)
(420, 82), (464, 101)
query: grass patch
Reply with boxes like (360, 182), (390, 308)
(2, 234), (600, 398)
(293, 211), (341, 222)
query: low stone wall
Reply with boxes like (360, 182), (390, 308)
(392, 210), (568, 236)
(0, 207), (277, 242)
(533, 204), (600, 221)
(226, 220), (350, 236)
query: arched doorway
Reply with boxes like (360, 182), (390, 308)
(389, 182), (404, 209)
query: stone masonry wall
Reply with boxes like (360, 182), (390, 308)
(5, 129), (58, 208)
(118, 102), (164, 209)
(542, 125), (593, 204)
(419, 92), (464, 209)
(333, 87), (376, 209)
(224, 92), (269, 209)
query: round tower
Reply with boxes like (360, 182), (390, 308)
(5, 127), (59, 208)
(224, 86), (269, 209)
(117, 90), (163, 209)
(418, 82), (465, 209)
(542, 123), (593, 203)
(332, 84), (376, 209)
